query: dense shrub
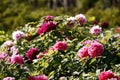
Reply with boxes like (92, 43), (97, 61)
(0, 14), (120, 80)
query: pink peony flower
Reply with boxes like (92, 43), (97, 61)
(53, 41), (68, 51)
(10, 46), (18, 55)
(27, 75), (48, 80)
(78, 40), (104, 58)
(99, 71), (115, 80)
(0, 52), (8, 60)
(75, 14), (86, 25)
(3, 77), (15, 80)
(90, 25), (102, 35)
(3, 40), (14, 48)
(78, 46), (89, 58)
(88, 42), (104, 58)
(44, 15), (54, 23)
(12, 30), (24, 41)
(26, 48), (40, 61)
(83, 40), (93, 46)
(37, 21), (57, 35)
(83, 40), (100, 46)
(10, 55), (24, 65)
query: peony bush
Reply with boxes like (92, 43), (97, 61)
(0, 14), (120, 80)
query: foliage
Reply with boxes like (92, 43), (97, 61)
(85, 1), (120, 27)
(0, 31), (9, 45)
(1, 0), (120, 33)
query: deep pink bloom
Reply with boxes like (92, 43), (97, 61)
(26, 48), (40, 61)
(78, 46), (89, 58)
(0, 52), (8, 60)
(27, 75), (48, 80)
(75, 14), (86, 25)
(90, 25), (102, 35)
(99, 71), (115, 80)
(88, 42), (104, 58)
(12, 30), (24, 41)
(37, 21), (57, 35)
(10, 55), (24, 65)
(53, 41), (68, 51)
(3, 40), (14, 48)
(3, 77), (15, 80)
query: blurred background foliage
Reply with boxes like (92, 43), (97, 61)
(0, 0), (120, 33)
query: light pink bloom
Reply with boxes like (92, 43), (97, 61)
(75, 14), (86, 25)
(59, 76), (67, 80)
(67, 17), (76, 28)
(0, 52), (8, 60)
(12, 30), (24, 41)
(90, 25), (102, 35)
(67, 17), (76, 22)
(10, 46), (18, 55)
(3, 77), (15, 80)
(88, 42), (104, 58)
(78, 46), (89, 58)
(3, 40), (14, 48)
(99, 71), (115, 80)
(10, 55), (24, 65)
(53, 41), (68, 51)
(27, 75), (48, 80)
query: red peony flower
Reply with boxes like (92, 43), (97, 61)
(88, 42), (104, 58)
(78, 46), (89, 58)
(10, 55), (24, 65)
(101, 21), (109, 28)
(99, 71), (115, 80)
(118, 76), (120, 80)
(27, 75), (48, 80)
(37, 21), (57, 35)
(53, 41), (68, 51)
(92, 20), (99, 25)
(26, 48), (40, 61)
